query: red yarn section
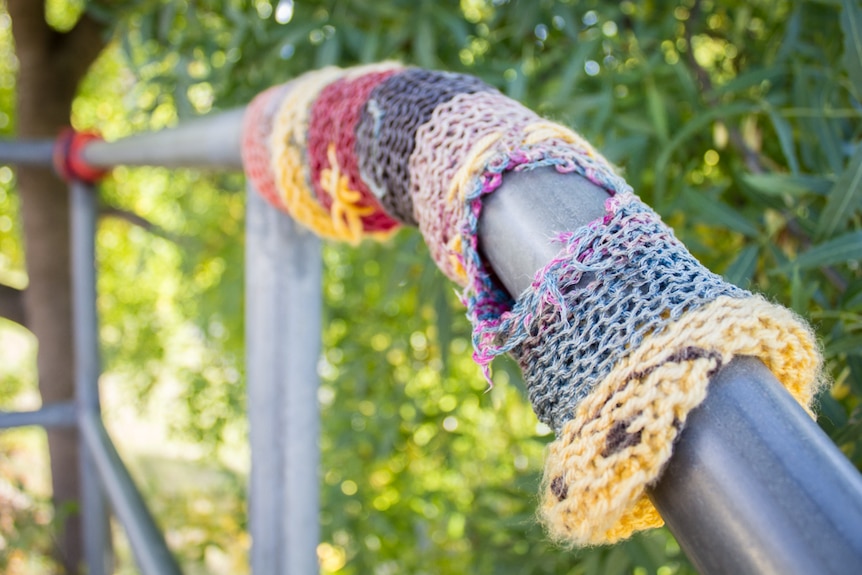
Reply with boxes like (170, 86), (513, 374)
(53, 129), (108, 183)
(307, 70), (400, 233)
(242, 84), (291, 212)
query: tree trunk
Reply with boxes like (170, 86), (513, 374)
(7, 3), (104, 573)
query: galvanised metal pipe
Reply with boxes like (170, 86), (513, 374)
(479, 167), (862, 575)
(71, 179), (112, 575)
(79, 413), (183, 575)
(49, 98), (862, 571)
(653, 356), (862, 574)
(246, 183), (323, 575)
(0, 139), (54, 165)
(81, 109), (245, 170)
(0, 402), (76, 429)
(72, 181), (181, 575)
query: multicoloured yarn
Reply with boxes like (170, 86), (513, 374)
(242, 82), (293, 212)
(540, 295), (821, 545)
(355, 68), (496, 225)
(409, 91), (541, 282)
(307, 70), (401, 235)
(240, 64), (824, 547)
(482, 193), (748, 434)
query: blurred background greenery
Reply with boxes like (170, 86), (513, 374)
(1, 0), (861, 573)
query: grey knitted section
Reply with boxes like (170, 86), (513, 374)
(354, 68), (496, 224)
(506, 194), (747, 434)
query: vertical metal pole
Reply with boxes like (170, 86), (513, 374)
(246, 183), (322, 574)
(70, 179), (112, 575)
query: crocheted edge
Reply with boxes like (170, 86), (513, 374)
(452, 124), (631, 380)
(539, 294), (824, 546)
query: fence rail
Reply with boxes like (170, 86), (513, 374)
(1, 94), (862, 574)
(0, 402), (76, 429)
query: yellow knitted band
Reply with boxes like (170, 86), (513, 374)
(270, 67), (350, 241)
(320, 145), (398, 243)
(539, 295), (823, 546)
(521, 121), (600, 156)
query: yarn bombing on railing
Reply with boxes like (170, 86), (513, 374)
(240, 64), (824, 546)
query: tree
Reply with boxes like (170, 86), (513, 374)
(5, 2), (104, 571)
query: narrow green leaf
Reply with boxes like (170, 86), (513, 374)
(506, 67), (526, 101)
(437, 13), (469, 49)
(783, 231), (862, 270)
(158, 2), (177, 43)
(414, 19), (436, 69)
(712, 66), (784, 97)
(315, 34), (341, 67)
(646, 76), (669, 143)
(790, 267), (811, 314)
(765, 105), (800, 175)
(775, 5), (802, 63)
(549, 39), (597, 105)
(814, 84), (847, 175)
(602, 546), (632, 575)
(724, 244), (759, 287)
(843, 279), (862, 309)
(818, 392), (849, 433)
(848, 355), (862, 397)
(434, 282), (452, 373)
(830, 406), (862, 448)
(827, 334), (862, 356)
(842, 0), (862, 100)
(686, 192), (760, 237)
(742, 173), (834, 197)
(359, 32), (380, 63)
(654, 102), (759, 205)
(816, 144), (862, 239)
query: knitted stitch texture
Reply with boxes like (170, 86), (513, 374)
(307, 67), (402, 234)
(409, 91), (541, 282)
(503, 193), (747, 434)
(540, 295), (821, 545)
(270, 67), (347, 239)
(241, 64), (824, 548)
(242, 83), (293, 212)
(355, 68), (496, 224)
(267, 66), (398, 243)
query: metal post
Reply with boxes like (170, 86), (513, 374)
(79, 413), (183, 575)
(479, 167), (862, 575)
(246, 183), (323, 574)
(81, 109), (245, 170)
(71, 179), (183, 575)
(70, 180), (112, 575)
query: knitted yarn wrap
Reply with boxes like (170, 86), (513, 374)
(242, 83), (293, 212)
(494, 193), (747, 435)
(355, 68), (496, 224)
(409, 91), (541, 282)
(307, 68), (401, 235)
(240, 64), (824, 547)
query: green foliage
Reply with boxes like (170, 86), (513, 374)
(2, 0), (861, 573)
(0, 432), (61, 574)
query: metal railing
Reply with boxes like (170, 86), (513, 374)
(1, 102), (862, 575)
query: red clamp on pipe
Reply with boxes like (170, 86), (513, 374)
(53, 128), (109, 183)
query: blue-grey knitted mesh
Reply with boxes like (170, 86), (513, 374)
(503, 193), (747, 434)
